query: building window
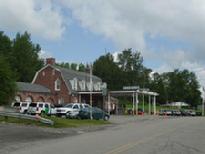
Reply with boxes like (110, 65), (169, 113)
(55, 78), (61, 91)
(79, 80), (86, 91)
(52, 69), (55, 76)
(74, 78), (78, 91)
(42, 71), (45, 76)
(58, 98), (64, 104)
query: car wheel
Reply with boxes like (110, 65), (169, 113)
(104, 115), (109, 121)
(77, 116), (81, 120)
(41, 111), (45, 116)
(66, 112), (70, 118)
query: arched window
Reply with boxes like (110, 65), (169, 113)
(55, 78), (61, 91)
(15, 95), (21, 102)
(25, 96), (33, 103)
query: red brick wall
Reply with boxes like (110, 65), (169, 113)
(33, 65), (71, 104)
(16, 91), (55, 104)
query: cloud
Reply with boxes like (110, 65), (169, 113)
(62, 0), (205, 86)
(38, 50), (52, 59)
(0, 0), (65, 40)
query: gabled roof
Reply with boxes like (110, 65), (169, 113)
(55, 66), (102, 92)
(17, 82), (51, 93)
(56, 66), (102, 83)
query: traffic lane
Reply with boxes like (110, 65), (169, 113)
(106, 117), (205, 154)
(9, 116), (203, 154)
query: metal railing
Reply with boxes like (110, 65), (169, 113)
(0, 111), (54, 125)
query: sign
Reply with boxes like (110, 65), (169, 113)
(123, 86), (139, 90)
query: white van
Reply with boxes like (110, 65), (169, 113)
(27, 102), (56, 115)
(11, 102), (30, 113)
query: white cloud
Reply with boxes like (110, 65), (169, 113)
(0, 0), (65, 40)
(38, 50), (52, 59)
(62, 0), (205, 86)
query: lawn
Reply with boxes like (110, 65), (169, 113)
(0, 115), (110, 128)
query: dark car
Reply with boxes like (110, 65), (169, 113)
(78, 107), (110, 120)
(181, 110), (196, 116)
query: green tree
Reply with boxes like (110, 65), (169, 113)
(117, 48), (146, 87)
(57, 62), (70, 69)
(150, 69), (201, 107)
(118, 48), (143, 72)
(78, 63), (85, 72)
(12, 32), (44, 82)
(0, 55), (16, 105)
(0, 31), (12, 58)
(93, 53), (123, 90)
(71, 63), (77, 71)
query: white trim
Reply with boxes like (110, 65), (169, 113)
(32, 64), (60, 84)
(109, 90), (158, 96)
(77, 91), (103, 94)
(31, 64), (72, 95)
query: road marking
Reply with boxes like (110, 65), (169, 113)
(104, 128), (177, 154)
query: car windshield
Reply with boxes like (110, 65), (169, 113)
(29, 103), (37, 107)
(21, 103), (28, 107)
(64, 104), (73, 108)
(13, 102), (20, 107)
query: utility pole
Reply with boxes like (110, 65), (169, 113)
(148, 95), (151, 115)
(135, 91), (138, 115)
(202, 87), (205, 116)
(90, 64), (93, 120)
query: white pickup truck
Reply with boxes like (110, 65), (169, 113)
(56, 103), (90, 118)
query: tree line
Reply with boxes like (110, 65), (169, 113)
(92, 49), (201, 107)
(0, 31), (202, 107)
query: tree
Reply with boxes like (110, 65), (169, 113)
(149, 69), (201, 107)
(118, 48), (143, 72)
(57, 62), (70, 69)
(78, 63), (85, 72)
(0, 55), (16, 105)
(11, 32), (44, 82)
(70, 63), (77, 71)
(93, 53), (123, 90)
(0, 31), (12, 58)
(117, 48), (146, 87)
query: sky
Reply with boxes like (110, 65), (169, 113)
(1, 0), (205, 87)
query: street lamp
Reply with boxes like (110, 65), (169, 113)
(89, 63), (93, 120)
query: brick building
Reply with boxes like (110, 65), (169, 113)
(15, 58), (107, 109)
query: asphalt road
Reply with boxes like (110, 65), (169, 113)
(1, 116), (205, 154)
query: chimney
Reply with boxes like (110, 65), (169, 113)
(46, 58), (55, 65)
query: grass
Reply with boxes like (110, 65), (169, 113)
(0, 115), (110, 128)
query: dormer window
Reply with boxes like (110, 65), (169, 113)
(55, 78), (61, 91)
(79, 80), (86, 91)
(74, 78), (78, 91)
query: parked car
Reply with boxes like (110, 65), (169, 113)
(171, 110), (181, 116)
(138, 108), (144, 115)
(56, 103), (90, 118)
(159, 109), (172, 116)
(11, 101), (30, 114)
(27, 102), (55, 115)
(127, 108), (144, 115)
(181, 110), (196, 116)
(187, 110), (196, 116)
(78, 107), (110, 120)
